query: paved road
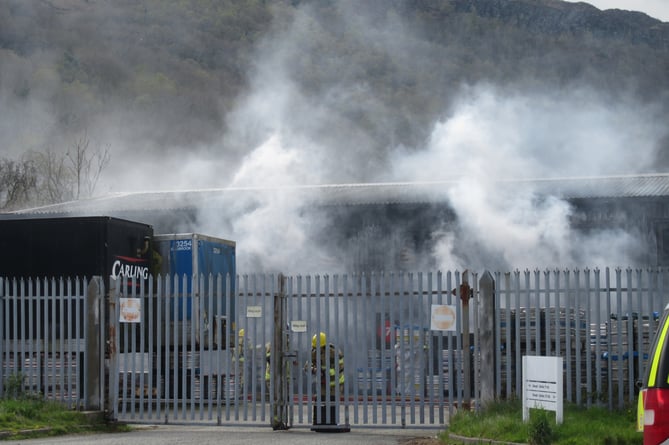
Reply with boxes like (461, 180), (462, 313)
(2, 424), (439, 445)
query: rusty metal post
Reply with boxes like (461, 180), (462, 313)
(461, 270), (472, 410)
(106, 278), (118, 420)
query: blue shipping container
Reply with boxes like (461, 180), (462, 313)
(154, 233), (236, 330)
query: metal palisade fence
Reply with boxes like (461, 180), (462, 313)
(494, 268), (667, 410)
(0, 268), (667, 428)
(0, 276), (104, 409)
(109, 272), (464, 427)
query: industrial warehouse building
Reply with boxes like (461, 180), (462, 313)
(4, 173), (669, 271)
(2, 174), (669, 427)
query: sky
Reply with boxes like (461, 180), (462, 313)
(562, 0), (669, 22)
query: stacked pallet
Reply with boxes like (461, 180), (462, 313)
(358, 349), (392, 395)
(602, 313), (659, 395)
(22, 352), (79, 400)
(498, 307), (587, 398)
(394, 326), (426, 398)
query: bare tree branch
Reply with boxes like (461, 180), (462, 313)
(0, 130), (112, 211)
(31, 147), (73, 204)
(0, 157), (38, 211)
(66, 130), (110, 199)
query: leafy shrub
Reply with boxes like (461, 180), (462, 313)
(528, 409), (554, 445)
(3, 373), (26, 400)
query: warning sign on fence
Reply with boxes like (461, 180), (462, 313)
(120, 298), (141, 323)
(430, 304), (457, 331)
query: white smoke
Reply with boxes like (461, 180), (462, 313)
(193, 3), (665, 273)
(205, 81), (658, 272)
(392, 85), (659, 270)
(393, 86), (660, 181)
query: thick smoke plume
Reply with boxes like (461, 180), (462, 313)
(195, 4), (663, 273)
(391, 86), (659, 270)
(1, 2), (667, 274)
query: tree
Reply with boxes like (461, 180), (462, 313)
(0, 157), (37, 211)
(31, 146), (72, 204)
(0, 132), (112, 212)
(66, 131), (111, 200)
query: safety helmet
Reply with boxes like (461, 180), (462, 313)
(239, 328), (245, 338)
(312, 332), (326, 348)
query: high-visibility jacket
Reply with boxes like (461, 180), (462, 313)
(235, 337), (246, 389)
(265, 343), (271, 383)
(310, 344), (344, 394)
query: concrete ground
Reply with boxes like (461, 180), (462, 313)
(1, 424), (443, 445)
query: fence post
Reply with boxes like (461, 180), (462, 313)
(271, 273), (288, 430)
(479, 271), (495, 406)
(85, 277), (103, 410)
(106, 278), (119, 420)
(459, 271), (471, 410)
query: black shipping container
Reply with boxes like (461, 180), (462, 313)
(0, 216), (154, 286)
(0, 216), (155, 353)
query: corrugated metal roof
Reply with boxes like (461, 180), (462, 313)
(6, 174), (669, 216)
(525, 174), (669, 198)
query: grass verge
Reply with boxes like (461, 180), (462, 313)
(444, 398), (642, 445)
(0, 397), (130, 441)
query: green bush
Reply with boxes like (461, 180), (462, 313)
(3, 372), (41, 401)
(3, 372), (26, 400)
(528, 409), (554, 445)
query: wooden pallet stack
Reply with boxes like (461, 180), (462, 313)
(602, 312), (660, 395)
(498, 307), (587, 398)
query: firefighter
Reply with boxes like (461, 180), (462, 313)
(307, 331), (344, 426)
(264, 342), (271, 398)
(265, 325), (292, 405)
(310, 332), (344, 396)
(236, 328), (246, 396)
(138, 235), (162, 282)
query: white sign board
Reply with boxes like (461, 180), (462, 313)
(430, 304), (458, 331)
(522, 355), (563, 424)
(246, 306), (262, 318)
(291, 320), (307, 333)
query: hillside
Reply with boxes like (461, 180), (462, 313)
(1, 0), (668, 202)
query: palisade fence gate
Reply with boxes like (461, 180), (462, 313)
(0, 268), (667, 428)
